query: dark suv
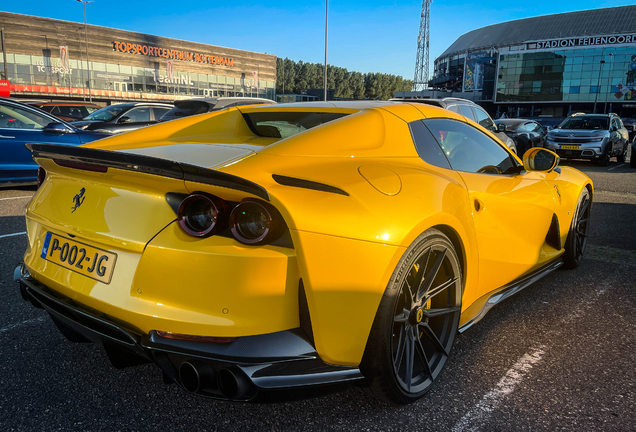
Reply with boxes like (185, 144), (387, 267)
(71, 102), (173, 134)
(390, 97), (518, 154)
(545, 113), (629, 166)
(159, 97), (274, 122)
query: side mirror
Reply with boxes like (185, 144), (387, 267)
(523, 148), (560, 173)
(43, 122), (70, 133)
(117, 116), (131, 124)
(497, 123), (506, 132)
(611, 125), (618, 132)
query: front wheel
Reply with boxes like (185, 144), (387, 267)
(563, 188), (591, 269)
(360, 229), (462, 404)
(598, 145), (611, 166)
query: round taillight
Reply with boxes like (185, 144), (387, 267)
(177, 193), (226, 237)
(229, 200), (280, 245)
(36, 167), (46, 190)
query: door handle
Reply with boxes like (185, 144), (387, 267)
(0, 135), (15, 138)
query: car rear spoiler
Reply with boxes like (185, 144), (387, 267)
(27, 143), (269, 201)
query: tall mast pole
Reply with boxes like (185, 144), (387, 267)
(413, 0), (431, 91)
(324, 0), (328, 101)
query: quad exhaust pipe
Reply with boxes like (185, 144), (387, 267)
(179, 360), (253, 399)
(217, 368), (252, 400)
(179, 360), (216, 394)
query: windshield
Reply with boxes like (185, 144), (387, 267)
(557, 116), (609, 130)
(243, 112), (348, 139)
(84, 105), (129, 121)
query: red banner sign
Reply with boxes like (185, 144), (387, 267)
(8, 83), (177, 101)
(0, 80), (10, 97)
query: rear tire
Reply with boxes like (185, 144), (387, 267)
(563, 188), (591, 269)
(630, 142), (636, 168)
(360, 229), (462, 404)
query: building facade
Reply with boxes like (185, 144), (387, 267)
(0, 12), (276, 103)
(429, 6), (636, 118)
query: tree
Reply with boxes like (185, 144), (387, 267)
(276, 57), (412, 100)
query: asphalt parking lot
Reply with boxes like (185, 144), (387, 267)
(1, 158), (635, 431)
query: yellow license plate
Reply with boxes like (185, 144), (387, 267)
(41, 232), (117, 284)
(560, 145), (579, 150)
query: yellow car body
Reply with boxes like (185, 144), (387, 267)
(16, 101), (593, 402)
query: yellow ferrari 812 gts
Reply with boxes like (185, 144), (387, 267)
(15, 101), (592, 404)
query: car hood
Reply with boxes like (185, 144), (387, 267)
(119, 143), (263, 169)
(549, 129), (608, 137)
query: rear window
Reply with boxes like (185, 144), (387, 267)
(243, 112), (348, 138)
(163, 101), (210, 118)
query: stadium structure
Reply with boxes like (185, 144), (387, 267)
(397, 5), (636, 118)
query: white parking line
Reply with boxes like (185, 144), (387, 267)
(451, 345), (547, 432)
(452, 278), (611, 431)
(0, 316), (46, 334)
(0, 195), (32, 201)
(0, 231), (27, 239)
(608, 164), (625, 171)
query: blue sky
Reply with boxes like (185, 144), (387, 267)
(2, 1), (635, 79)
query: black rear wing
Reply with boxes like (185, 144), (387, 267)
(27, 143), (269, 201)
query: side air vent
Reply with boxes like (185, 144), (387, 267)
(272, 174), (349, 196)
(545, 214), (562, 250)
(298, 280), (314, 345)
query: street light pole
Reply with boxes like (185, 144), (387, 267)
(594, 59), (605, 114)
(604, 53), (613, 114)
(77, 0), (94, 103)
(78, 28), (86, 102)
(324, 0), (328, 102)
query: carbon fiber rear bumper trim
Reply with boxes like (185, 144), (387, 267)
(16, 269), (363, 399)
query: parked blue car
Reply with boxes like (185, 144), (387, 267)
(0, 98), (110, 186)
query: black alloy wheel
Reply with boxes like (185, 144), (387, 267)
(361, 229), (462, 404)
(563, 188), (591, 269)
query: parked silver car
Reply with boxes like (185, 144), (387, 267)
(545, 113), (629, 166)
